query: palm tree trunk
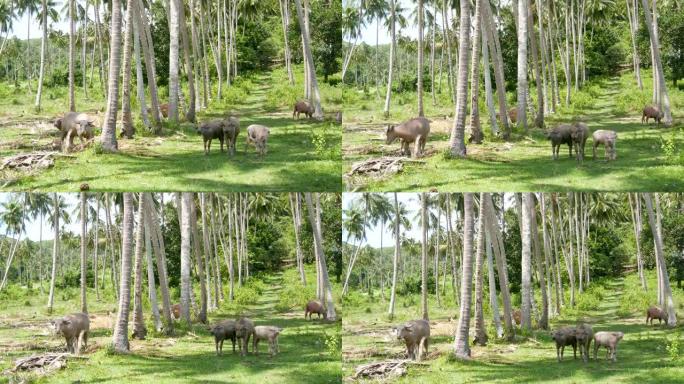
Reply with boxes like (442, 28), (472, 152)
(179, 0), (196, 122)
(134, 0), (162, 130)
(132, 194), (147, 339)
(641, 0), (673, 125)
(121, 0), (136, 137)
(447, 0), (471, 157)
(34, 0), (48, 111)
(383, 0), (396, 117)
(527, 5), (544, 128)
(144, 194), (173, 334)
(304, 193), (336, 320)
(483, 2), (509, 138)
(484, 194), (513, 336)
(529, 195), (548, 329)
(112, 193), (134, 353)
(516, 0), (529, 132)
(80, 192), (88, 313)
(628, 193), (647, 290)
(473, 193), (488, 346)
(144, 215), (162, 332)
(94, 200), (100, 300)
(521, 193), (533, 331)
(294, 0), (324, 119)
(168, 0), (181, 122)
(180, 193), (193, 326)
(454, 193), (474, 358)
(485, 228), (503, 338)
(481, 17), (498, 136)
(197, 194), (210, 322)
(421, 193), (429, 320)
(467, 0), (483, 144)
(69, 0), (76, 112)
(134, 22), (150, 128)
(100, 0), (123, 152)
(279, 0), (294, 85)
(388, 193), (400, 320)
(643, 193), (677, 326)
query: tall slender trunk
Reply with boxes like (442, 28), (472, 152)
(527, 5), (544, 128)
(280, 0), (294, 84)
(144, 213), (161, 332)
(473, 193), (488, 346)
(69, 0), (76, 112)
(454, 193), (474, 358)
(100, 0), (123, 151)
(468, 0), (483, 144)
(179, 0), (196, 122)
(121, 0), (136, 137)
(294, 0), (324, 119)
(447, 0), (471, 157)
(112, 193), (134, 352)
(529, 195), (548, 329)
(643, 193), (677, 326)
(135, 0), (162, 130)
(168, 0), (181, 122)
(483, 2), (509, 138)
(132, 194), (147, 340)
(521, 193), (533, 331)
(80, 192), (88, 313)
(417, 0), (424, 116)
(421, 193), (429, 320)
(34, 0), (48, 111)
(180, 193), (193, 326)
(383, 0), (396, 117)
(641, 0), (673, 125)
(388, 193), (401, 320)
(304, 193), (336, 320)
(516, 0), (529, 132)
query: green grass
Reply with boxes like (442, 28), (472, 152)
(342, 271), (684, 383)
(0, 270), (342, 383)
(0, 68), (342, 192)
(343, 72), (684, 191)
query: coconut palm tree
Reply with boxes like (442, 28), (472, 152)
(112, 193), (135, 352)
(421, 192), (429, 320)
(388, 193), (403, 320)
(640, 0), (672, 125)
(447, 0), (470, 157)
(516, 0), (528, 133)
(416, 0), (424, 116)
(521, 193), (533, 331)
(467, 0), (483, 144)
(180, 192), (193, 326)
(100, 0), (123, 151)
(305, 193), (336, 320)
(47, 194), (69, 313)
(642, 193), (677, 326)
(67, 0), (75, 111)
(132, 194), (147, 339)
(0, 200), (26, 291)
(473, 193), (488, 345)
(294, 0), (323, 119)
(80, 192), (88, 313)
(454, 193), (474, 358)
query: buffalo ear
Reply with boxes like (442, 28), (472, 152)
(387, 125), (394, 133)
(55, 119), (62, 129)
(63, 319), (71, 326)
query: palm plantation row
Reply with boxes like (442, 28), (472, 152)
(342, 0), (681, 157)
(342, 192), (682, 376)
(0, 0), (335, 144)
(0, 192), (339, 361)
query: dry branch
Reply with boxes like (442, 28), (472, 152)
(0, 151), (62, 171)
(352, 359), (412, 379)
(8, 352), (87, 376)
(346, 156), (425, 179)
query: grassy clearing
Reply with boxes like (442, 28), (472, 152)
(343, 71), (684, 191)
(342, 270), (684, 383)
(0, 269), (342, 384)
(0, 68), (342, 192)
